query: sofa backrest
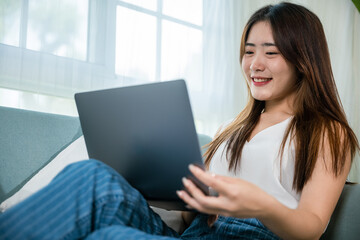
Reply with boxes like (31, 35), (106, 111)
(0, 106), (82, 203)
(321, 183), (360, 239)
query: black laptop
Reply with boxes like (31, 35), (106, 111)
(75, 79), (208, 210)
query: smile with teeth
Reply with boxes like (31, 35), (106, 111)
(252, 78), (272, 82)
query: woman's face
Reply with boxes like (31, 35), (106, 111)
(241, 21), (297, 104)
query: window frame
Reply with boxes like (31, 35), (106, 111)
(114, 0), (204, 83)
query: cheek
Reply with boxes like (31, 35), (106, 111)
(241, 57), (248, 71)
(241, 60), (251, 81)
(268, 61), (283, 74)
(269, 57), (295, 74)
(270, 62), (293, 80)
(242, 63), (251, 85)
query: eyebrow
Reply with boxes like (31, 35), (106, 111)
(245, 42), (277, 47)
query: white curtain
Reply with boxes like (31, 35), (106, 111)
(193, 0), (245, 135)
(0, 0), (359, 180)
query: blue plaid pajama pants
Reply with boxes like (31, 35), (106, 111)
(0, 160), (280, 239)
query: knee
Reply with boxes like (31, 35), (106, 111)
(65, 159), (101, 170)
(61, 159), (113, 178)
(58, 159), (131, 191)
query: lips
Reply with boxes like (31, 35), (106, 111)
(251, 77), (272, 86)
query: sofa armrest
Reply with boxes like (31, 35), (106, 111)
(0, 106), (82, 203)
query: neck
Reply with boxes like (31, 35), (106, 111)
(263, 93), (295, 116)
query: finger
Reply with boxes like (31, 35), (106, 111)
(182, 177), (223, 211)
(214, 174), (244, 186)
(188, 165), (230, 195)
(176, 190), (204, 211)
(182, 177), (206, 199)
(176, 190), (220, 215)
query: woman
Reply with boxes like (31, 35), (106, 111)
(0, 2), (358, 240)
(178, 2), (359, 239)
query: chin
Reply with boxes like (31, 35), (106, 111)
(250, 88), (270, 101)
(251, 94), (270, 101)
(253, 98), (267, 102)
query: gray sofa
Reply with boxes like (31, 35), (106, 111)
(0, 106), (359, 239)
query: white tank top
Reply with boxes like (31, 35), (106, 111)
(209, 117), (301, 209)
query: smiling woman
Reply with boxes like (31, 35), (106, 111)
(193, 2), (360, 239)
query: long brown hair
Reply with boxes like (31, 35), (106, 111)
(204, 2), (359, 191)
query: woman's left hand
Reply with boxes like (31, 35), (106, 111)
(176, 164), (274, 219)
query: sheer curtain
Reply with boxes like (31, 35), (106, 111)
(0, 0), (359, 180)
(193, 0), (245, 135)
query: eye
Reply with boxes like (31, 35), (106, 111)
(245, 51), (254, 55)
(266, 52), (279, 55)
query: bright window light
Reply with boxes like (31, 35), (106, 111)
(0, 0), (21, 46)
(115, 6), (157, 81)
(120, 0), (157, 11)
(161, 20), (203, 91)
(26, 0), (88, 60)
(162, 0), (203, 26)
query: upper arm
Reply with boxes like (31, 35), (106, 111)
(297, 127), (352, 232)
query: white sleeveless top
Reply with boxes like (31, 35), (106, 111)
(209, 117), (301, 209)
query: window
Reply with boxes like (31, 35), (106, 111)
(115, 0), (203, 90)
(116, 6), (157, 81)
(0, 0), (88, 61)
(0, 0), (204, 98)
(1, 0), (234, 136)
(0, 0), (22, 47)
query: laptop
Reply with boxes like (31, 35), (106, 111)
(75, 79), (209, 210)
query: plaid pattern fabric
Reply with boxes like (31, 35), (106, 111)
(0, 160), (280, 240)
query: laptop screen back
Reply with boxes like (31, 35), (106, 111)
(75, 80), (205, 202)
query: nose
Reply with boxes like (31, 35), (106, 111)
(250, 54), (265, 72)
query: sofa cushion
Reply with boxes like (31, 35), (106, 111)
(0, 106), (82, 203)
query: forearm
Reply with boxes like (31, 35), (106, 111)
(258, 197), (324, 240)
